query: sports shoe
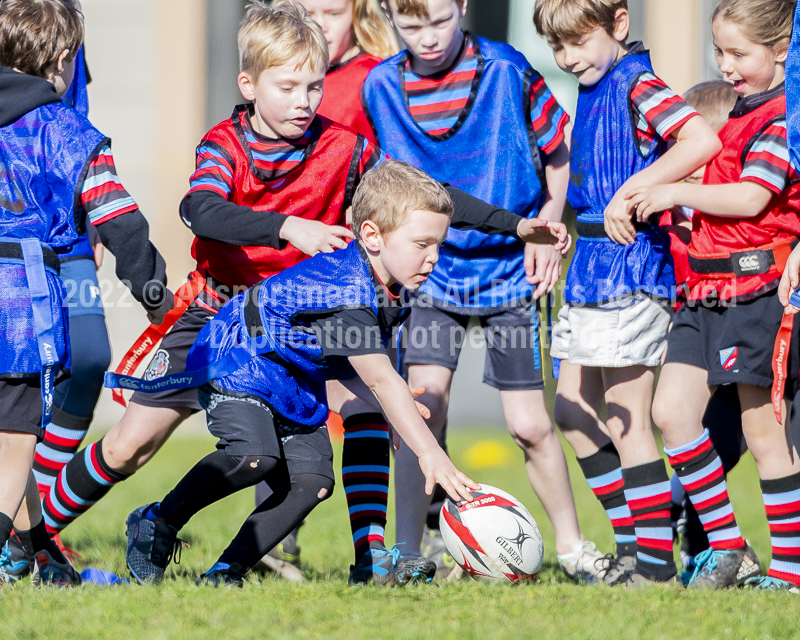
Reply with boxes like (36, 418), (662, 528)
(687, 543), (761, 590)
(255, 535), (303, 583)
(0, 534), (32, 582)
(679, 552), (697, 586)
(420, 526), (462, 581)
(745, 576), (800, 593)
(52, 533), (80, 563)
(196, 562), (246, 588)
(558, 540), (606, 584)
(594, 553), (637, 586)
(617, 570), (680, 589)
(31, 549), (82, 587)
(125, 503), (183, 584)
(348, 545), (437, 587)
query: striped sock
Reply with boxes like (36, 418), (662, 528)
(342, 413), (390, 561)
(33, 408), (91, 496)
(761, 472), (800, 586)
(623, 460), (677, 580)
(42, 438), (129, 534)
(665, 429), (745, 550)
(576, 443), (637, 557)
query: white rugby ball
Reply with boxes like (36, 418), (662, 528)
(439, 484), (543, 584)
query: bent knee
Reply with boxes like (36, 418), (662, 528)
(508, 419), (556, 451)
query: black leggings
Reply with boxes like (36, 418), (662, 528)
(221, 471), (333, 570)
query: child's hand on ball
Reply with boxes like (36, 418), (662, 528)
(418, 449), (480, 503)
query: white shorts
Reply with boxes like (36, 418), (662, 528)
(550, 293), (672, 368)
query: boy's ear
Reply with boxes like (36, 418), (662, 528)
(458, 0), (469, 19)
(612, 8), (630, 44)
(774, 37), (790, 63)
(238, 72), (257, 102)
(56, 49), (71, 74)
(360, 220), (383, 252)
(381, 0), (394, 26)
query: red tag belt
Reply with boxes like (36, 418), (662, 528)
(110, 271), (206, 407)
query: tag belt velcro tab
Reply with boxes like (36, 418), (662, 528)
(0, 239), (60, 275)
(244, 281), (266, 339)
(688, 240), (797, 278)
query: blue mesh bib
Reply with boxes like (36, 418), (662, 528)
(0, 101), (106, 376)
(187, 242), (386, 426)
(363, 37), (545, 311)
(565, 47), (675, 304)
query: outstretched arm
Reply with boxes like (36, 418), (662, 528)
(345, 352), (477, 502)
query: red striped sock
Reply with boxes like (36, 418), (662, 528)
(665, 430), (745, 550)
(576, 443), (636, 556)
(342, 414), (390, 561)
(622, 460), (677, 581)
(761, 472), (800, 586)
(33, 408), (91, 496)
(42, 438), (129, 535)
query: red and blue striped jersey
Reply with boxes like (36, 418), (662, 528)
(741, 118), (799, 194)
(188, 112), (385, 199)
(631, 73), (698, 155)
(403, 35), (568, 153)
(80, 144), (138, 225)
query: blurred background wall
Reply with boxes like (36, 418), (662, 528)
(82, 0), (722, 429)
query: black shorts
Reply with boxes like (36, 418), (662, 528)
(0, 380), (44, 440)
(199, 383), (334, 482)
(665, 289), (800, 389)
(401, 303), (544, 391)
(130, 303), (215, 412)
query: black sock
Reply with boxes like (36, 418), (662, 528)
(0, 512), (12, 548)
(158, 449), (279, 531)
(16, 519), (67, 564)
(219, 472), (333, 571)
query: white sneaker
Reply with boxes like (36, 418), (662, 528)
(558, 540), (606, 585)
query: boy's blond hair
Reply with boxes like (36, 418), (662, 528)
(0, 0), (83, 79)
(533, 0), (627, 43)
(239, 0), (329, 80)
(683, 81), (738, 134)
(352, 161), (453, 237)
(385, 0), (465, 20)
(353, 0), (399, 59)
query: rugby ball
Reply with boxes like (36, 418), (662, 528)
(439, 485), (543, 584)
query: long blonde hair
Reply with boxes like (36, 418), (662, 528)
(352, 0), (398, 59)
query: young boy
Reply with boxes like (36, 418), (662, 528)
(0, 0), (171, 585)
(362, 0), (603, 582)
(44, 0), (563, 585)
(533, 0), (721, 586)
(115, 160), (569, 586)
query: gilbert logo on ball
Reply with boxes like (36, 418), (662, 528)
(439, 485), (543, 583)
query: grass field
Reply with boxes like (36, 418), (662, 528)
(2, 426), (799, 640)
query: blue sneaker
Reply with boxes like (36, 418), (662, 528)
(348, 545), (436, 587)
(687, 544), (760, 590)
(0, 535), (32, 582)
(125, 503), (183, 584)
(196, 562), (245, 588)
(745, 576), (800, 593)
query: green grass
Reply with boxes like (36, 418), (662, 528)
(2, 427), (799, 640)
